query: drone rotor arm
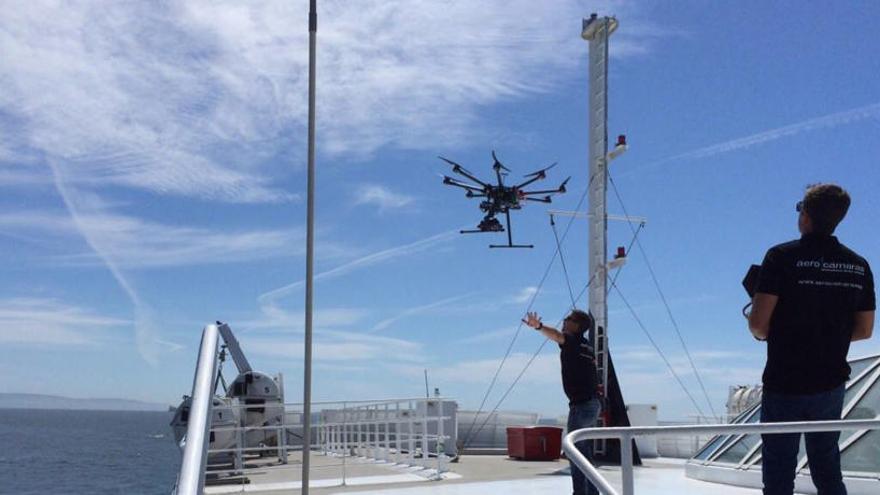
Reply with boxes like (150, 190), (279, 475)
(443, 176), (485, 193)
(515, 174), (545, 189)
(521, 176), (570, 196)
(524, 196), (553, 203)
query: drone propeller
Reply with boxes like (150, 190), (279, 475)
(438, 156), (489, 188)
(491, 151), (511, 172)
(516, 162), (558, 189)
(559, 176), (570, 193)
(523, 162), (557, 178)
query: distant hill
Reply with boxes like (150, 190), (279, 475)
(0, 393), (170, 412)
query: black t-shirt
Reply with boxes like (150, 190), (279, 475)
(559, 332), (599, 405)
(756, 234), (875, 394)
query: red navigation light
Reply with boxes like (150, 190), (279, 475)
(616, 135), (627, 146)
(616, 246), (626, 258)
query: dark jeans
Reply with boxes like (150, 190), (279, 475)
(761, 384), (847, 495)
(567, 399), (601, 495)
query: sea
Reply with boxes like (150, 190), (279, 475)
(0, 409), (180, 495)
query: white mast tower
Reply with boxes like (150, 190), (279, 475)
(582, 13), (620, 457)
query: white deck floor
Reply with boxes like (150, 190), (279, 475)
(330, 459), (763, 495)
(204, 455), (769, 495)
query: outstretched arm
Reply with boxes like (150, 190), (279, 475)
(523, 311), (565, 344)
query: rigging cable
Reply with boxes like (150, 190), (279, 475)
(607, 172), (720, 421)
(550, 214), (577, 308)
(607, 276), (709, 419)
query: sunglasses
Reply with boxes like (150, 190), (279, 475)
(796, 201), (804, 213)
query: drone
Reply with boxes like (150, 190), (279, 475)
(440, 151), (569, 248)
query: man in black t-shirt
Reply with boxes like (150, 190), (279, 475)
(524, 309), (600, 495)
(748, 184), (875, 495)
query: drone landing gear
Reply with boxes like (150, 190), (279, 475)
(490, 210), (533, 249)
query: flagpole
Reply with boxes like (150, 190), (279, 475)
(301, 0), (317, 493)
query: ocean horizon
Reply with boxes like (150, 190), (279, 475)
(1, 408), (180, 494)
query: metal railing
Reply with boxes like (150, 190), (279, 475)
(563, 418), (880, 495)
(192, 397), (453, 490)
(316, 398), (453, 478)
(174, 324), (220, 495)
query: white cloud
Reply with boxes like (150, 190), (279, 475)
(641, 101), (880, 171)
(370, 294), (471, 332)
(391, 351), (559, 387)
(354, 184), (415, 212)
(0, 298), (128, 346)
(258, 229), (458, 305)
(0, 209), (311, 268)
(455, 326), (519, 345)
(1, 1), (657, 200)
(243, 329), (423, 363)
(511, 286), (539, 304)
(239, 306), (369, 332)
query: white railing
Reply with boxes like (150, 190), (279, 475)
(563, 418), (880, 495)
(316, 398), (452, 478)
(198, 397), (453, 487)
(175, 324), (221, 495)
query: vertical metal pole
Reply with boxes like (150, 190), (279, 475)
(277, 373), (287, 464)
(384, 403), (390, 461)
(408, 401), (415, 463)
(176, 324), (219, 495)
(395, 402), (401, 463)
(341, 402), (347, 486)
(621, 433), (634, 495)
(422, 400), (429, 468)
(302, 1), (317, 493)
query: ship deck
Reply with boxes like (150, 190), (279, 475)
(202, 454), (762, 495)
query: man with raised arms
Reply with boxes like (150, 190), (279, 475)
(524, 309), (600, 495)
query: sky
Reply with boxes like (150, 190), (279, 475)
(1, 0), (879, 421)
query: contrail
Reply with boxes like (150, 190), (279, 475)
(369, 293), (472, 333)
(47, 160), (160, 365)
(258, 229), (458, 309)
(640, 102), (880, 171)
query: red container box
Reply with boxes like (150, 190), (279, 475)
(506, 426), (563, 460)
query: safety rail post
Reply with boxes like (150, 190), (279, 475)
(421, 400), (429, 468)
(408, 400), (415, 463)
(357, 406), (363, 456)
(175, 324), (220, 495)
(278, 373), (287, 464)
(395, 402), (401, 464)
(369, 405), (375, 459)
(436, 402), (445, 475)
(384, 403), (390, 461)
(620, 432), (633, 495)
(235, 411), (244, 472)
(342, 402), (348, 486)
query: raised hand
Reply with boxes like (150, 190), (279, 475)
(522, 311), (542, 330)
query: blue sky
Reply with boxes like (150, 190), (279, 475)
(1, 1), (879, 420)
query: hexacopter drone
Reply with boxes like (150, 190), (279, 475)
(440, 151), (569, 248)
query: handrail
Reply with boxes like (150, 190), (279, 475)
(175, 324), (220, 495)
(563, 418), (880, 495)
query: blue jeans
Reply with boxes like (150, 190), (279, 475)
(567, 399), (601, 495)
(761, 384), (846, 495)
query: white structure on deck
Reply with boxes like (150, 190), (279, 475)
(687, 353), (880, 494)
